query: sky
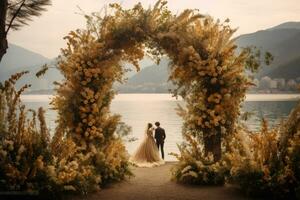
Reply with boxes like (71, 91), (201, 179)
(8, 0), (300, 58)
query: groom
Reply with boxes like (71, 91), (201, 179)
(154, 122), (166, 160)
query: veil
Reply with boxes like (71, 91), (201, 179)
(144, 125), (153, 138)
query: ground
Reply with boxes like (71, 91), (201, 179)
(71, 162), (251, 200)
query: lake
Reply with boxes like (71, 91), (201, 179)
(21, 94), (300, 161)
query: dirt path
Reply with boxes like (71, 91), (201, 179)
(73, 162), (251, 200)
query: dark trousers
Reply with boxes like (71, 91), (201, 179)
(156, 142), (164, 159)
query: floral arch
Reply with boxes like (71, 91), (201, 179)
(51, 0), (251, 187)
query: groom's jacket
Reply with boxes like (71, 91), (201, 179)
(155, 127), (166, 143)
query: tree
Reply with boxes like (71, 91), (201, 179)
(0, 0), (51, 63)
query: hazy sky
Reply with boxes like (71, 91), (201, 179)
(8, 0), (300, 58)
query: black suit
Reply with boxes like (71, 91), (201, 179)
(155, 127), (166, 159)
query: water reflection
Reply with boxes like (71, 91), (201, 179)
(22, 94), (298, 160)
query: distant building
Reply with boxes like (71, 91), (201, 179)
(259, 76), (272, 89)
(253, 78), (260, 88)
(287, 79), (297, 90)
(270, 80), (278, 89)
(274, 78), (286, 90)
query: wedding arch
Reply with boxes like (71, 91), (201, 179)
(52, 0), (251, 179)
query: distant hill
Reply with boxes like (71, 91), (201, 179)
(270, 21), (300, 30)
(117, 21), (300, 93)
(2, 21), (300, 94)
(116, 58), (173, 93)
(235, 29), (300, 62)
(123, 57), (157, 79)
(0, 43), (159, 93)
(267, 56), (300, 79)
(127, 58), (169, 84)
(0, 43), (50, 71)
(235, 27), (300, 78)
(0, 43), (62, 92)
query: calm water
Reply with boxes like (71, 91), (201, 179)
(21, 94), (300, 161)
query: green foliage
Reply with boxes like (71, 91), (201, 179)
(35, 64), (49, 78)
(243, 46), (274, 73)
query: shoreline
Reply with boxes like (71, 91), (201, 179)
(21, 93), (300, 102)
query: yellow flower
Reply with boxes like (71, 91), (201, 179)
(0, 150), (7, 158)
(88, 121), (94, 126)
(18, 145), (26, 155)
(64, 185), (76, 191)
(47, 165), (56, 178)
(16, 155), (21, 162)
(85, 131), (90, 137)
(210, 78), (217, 84)
(8, 144), (14, 151)
(36, 156), (44, 170)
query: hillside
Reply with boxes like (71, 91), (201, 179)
(0, 43), (50, 71)
(117, 21), (300, 93)
(1, 22), (300, 94)
(270, 21), (300, 30)
(267, 56), (300, 79)
(0, 43), (62, 92)
(235, 27), (300, 78)
(116, 58), (173, 93)
(127, 58), (169, 84)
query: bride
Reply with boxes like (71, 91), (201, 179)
(130, 123), (164, 167)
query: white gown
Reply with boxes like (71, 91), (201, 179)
(130, 128), (165, 167)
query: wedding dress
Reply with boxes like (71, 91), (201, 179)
(130, 127), (165, 167)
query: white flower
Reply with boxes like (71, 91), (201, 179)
(188, 171), (198, 178)
(64, 185), (76, 191)
(181, 165), (192, 174)
(195, 161), (203, 168)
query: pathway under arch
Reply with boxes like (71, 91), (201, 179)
(73, 163), (249, 200)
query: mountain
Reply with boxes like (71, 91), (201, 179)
(0, 43), (161, 93)
(235, 22), (300, 78)
(0, 43), (50, 71)
(116, 58), (174, 93)
(235, 29), (300, 62)
(123, 57), (158, 79)
(270, 21), (300, 30)
(2, 21), (300, 94)
(0, 43), (62, 92)
(127, 58), (169, 84)
(118, 21), (300, 93)
(267, 56), (300, 79)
